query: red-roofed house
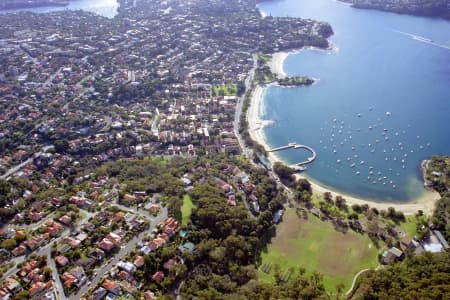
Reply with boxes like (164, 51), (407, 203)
(152, 271), (164, 282)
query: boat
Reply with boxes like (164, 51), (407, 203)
(386, 111), (391, 116)
(413, 35), (433, 43)
(350, 163), (356, 168)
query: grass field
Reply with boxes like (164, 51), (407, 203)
(181, 195), (195, 226)
(212, 84), (238, 96)
(259, 208), (379, 292)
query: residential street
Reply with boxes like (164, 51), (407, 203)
(69, 207), (168, 300)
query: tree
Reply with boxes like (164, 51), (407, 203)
(323, 192), (333, 203)
(54, 139), (69, 153)
(0, 238), (17, 250)
(295, 178), (311, 193)
(335, 195), (347, 211)
(14, 291), (30, 300)
(273, 162), (295, 184)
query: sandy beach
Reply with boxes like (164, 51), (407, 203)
(247, 85), (268, 146)
(267, 52), (289, 78)
(247, 54), (440, 216)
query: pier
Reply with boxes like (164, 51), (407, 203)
(268, 143), (317, 169)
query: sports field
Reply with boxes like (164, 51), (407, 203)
(259, 208), (379, 292)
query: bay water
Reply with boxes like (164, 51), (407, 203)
(258, 0), (450, 201)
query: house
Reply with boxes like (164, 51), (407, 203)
(65, 237), (81, 248)
(61, 273), (77, 287)
(181, 177), (192, 185)
(144, 290), (156, 300)
(0, 289), (12, 299)
(69, 266), (86, 287)
(102, 279), (120, 295)
(58, 215), (72, 226)
(55, 255), (69, 267)
(117, 261), (136, 274)
(5, 278), (22, 294)
(148, 237), (165, 251)
(423, 231), (448, 253)
(147, 204), (160, 215)
(75, 232), (88, 243)
(89, 248), (105, 261)
(98, 239), (115, 252)
(434, 230), (449, 249)
(133, 256), (145, 268)
(117, 270), (130, 281)
(122, 194), (137, 204)
(152, 271), (164, 282)
(178, 242), (195, 254)
(12, 245), (27, 256)
(163, 259), (177, 271)
(400, 236), (418, 251)
(273, 209), (284, 224)
(76, 257), (96, 270)
(29, 281), (46, 298)
(381, 247), (404, 264)
(106, 232), (122, 245)
(92, 287), (108, 300)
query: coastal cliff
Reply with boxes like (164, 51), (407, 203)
(340, 0), (450, 20)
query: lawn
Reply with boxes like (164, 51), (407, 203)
(259, 208), (379, 292)
(181, 195), (195, 226)
(400, 215), (422, 237)
(212, 84), (238, 96)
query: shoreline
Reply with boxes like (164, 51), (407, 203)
(248, 55), (440, 216)
(267, 44), (338, 79)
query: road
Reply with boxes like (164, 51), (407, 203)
(233, 53), (257, 157)
(43, 67), (62, 88)
(1, 211), (94, 282)
(112, 202), (154, 221)
(70, 207), (168, 300)
(0, 156), (35, 180)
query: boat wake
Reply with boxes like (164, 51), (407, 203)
(392, 29), (450, 51)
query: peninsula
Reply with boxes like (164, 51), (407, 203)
(340, 0), (450, 20)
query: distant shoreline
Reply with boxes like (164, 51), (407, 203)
(0, 0), (69, 10)
(248, 49), (440, 216)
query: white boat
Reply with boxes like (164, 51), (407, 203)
(413, 35), (433, 43)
